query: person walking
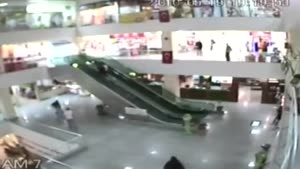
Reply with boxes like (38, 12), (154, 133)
(195, 40), (203, 56)
(164, 156), (185, 169)
(272, 105), (283, 128)
(210, 39), (215, 51)
(225, 44), (232, 62)
(51, 100), (65, 123)
(64, 107), (78, 132)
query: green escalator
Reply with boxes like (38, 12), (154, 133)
(96, 58), (215, 111)
(69, 56), (211, 125)
(70, 58), (182, 124)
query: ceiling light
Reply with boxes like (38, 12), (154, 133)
(119, 115), (125, 120)
(0, 3), (8, 7)
(251, 129), (261, 135)
(150, 150), (158, 155)
(250, 120), (261, 127)
(64, 100), (69, 105)
(248, 161), (255, 167)
(124, 167), (133, 169)
(224, 110), (228, 114)
(72, 63), (79, 68)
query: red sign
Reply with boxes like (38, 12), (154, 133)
(162, 51), (173, 64)
(159, 10), (170, 23)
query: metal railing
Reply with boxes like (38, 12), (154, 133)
(13, 120), (85, 169)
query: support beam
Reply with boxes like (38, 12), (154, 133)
(0, 88), (17, 120)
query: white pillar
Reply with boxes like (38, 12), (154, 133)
(162, 31), (172, 51)
(288, 30), (300, 57)
(162, 75), (180, 102)
(0, 88), (17, 120)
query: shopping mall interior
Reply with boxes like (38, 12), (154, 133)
(0, 0), (299, 169)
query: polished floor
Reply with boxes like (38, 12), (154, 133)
(15, 87), (279, 169)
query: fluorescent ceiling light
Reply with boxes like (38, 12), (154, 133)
(250, 120), (261, 127)
(248, 161), (255, 167)
(0, 3), (8, 7)
(250, 129), (261, 135)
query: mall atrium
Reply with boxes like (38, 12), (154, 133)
(0, 0), (299, 169)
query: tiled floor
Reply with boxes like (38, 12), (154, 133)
(15, 87), (279, 169)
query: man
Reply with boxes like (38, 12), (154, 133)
(195, 40), (203, 56)
(51, 100), (64, 123)
(164, 156), (185, 169)
(273, 105), (283, 128)
(210, 39), (215, 51)
(64, 107), (77, 132)
(225, 44), (232, 62)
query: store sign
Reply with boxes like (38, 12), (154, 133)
(162, 51), (173, 64)
(159, 10), (170, 22)
(119, 12), (147, 23)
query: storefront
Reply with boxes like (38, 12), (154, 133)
(79, 1), (118, 26)
(1, 41), (51, 72)
(0, 0), (76, 31)
(0, 40), (78, 72)
(79, 32), (162, 57)
(172, 31), (287, 62)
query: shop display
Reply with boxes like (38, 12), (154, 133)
(0, 1), (75, 31)
(79, 1), (118, 26)
(0, 40), (79, 72)
(80, 32), (161, 57)
(172, 30), (286, 62)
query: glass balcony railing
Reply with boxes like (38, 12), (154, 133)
(82, 47), (284, 63)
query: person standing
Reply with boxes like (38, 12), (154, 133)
(64, 107), (78, 132)
(225, 44), (232, 62)
(210, 39), (215, 51)
(195, 40), (203, 56)
(51, 100), (65, 123)
(272, 105), (283, 128)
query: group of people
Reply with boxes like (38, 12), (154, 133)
(194, 40), (232, 61)
(51, 100), (78, 132)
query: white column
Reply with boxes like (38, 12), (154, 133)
(0, 88), (17, 120)
(162, 75), (180, 102)
(161, 31), (172, 51)
(288, 30), (300, 58)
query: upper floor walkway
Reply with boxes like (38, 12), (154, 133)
(0, 0), (297, 44)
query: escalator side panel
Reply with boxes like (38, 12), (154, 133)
(49, 66), (135, 116)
